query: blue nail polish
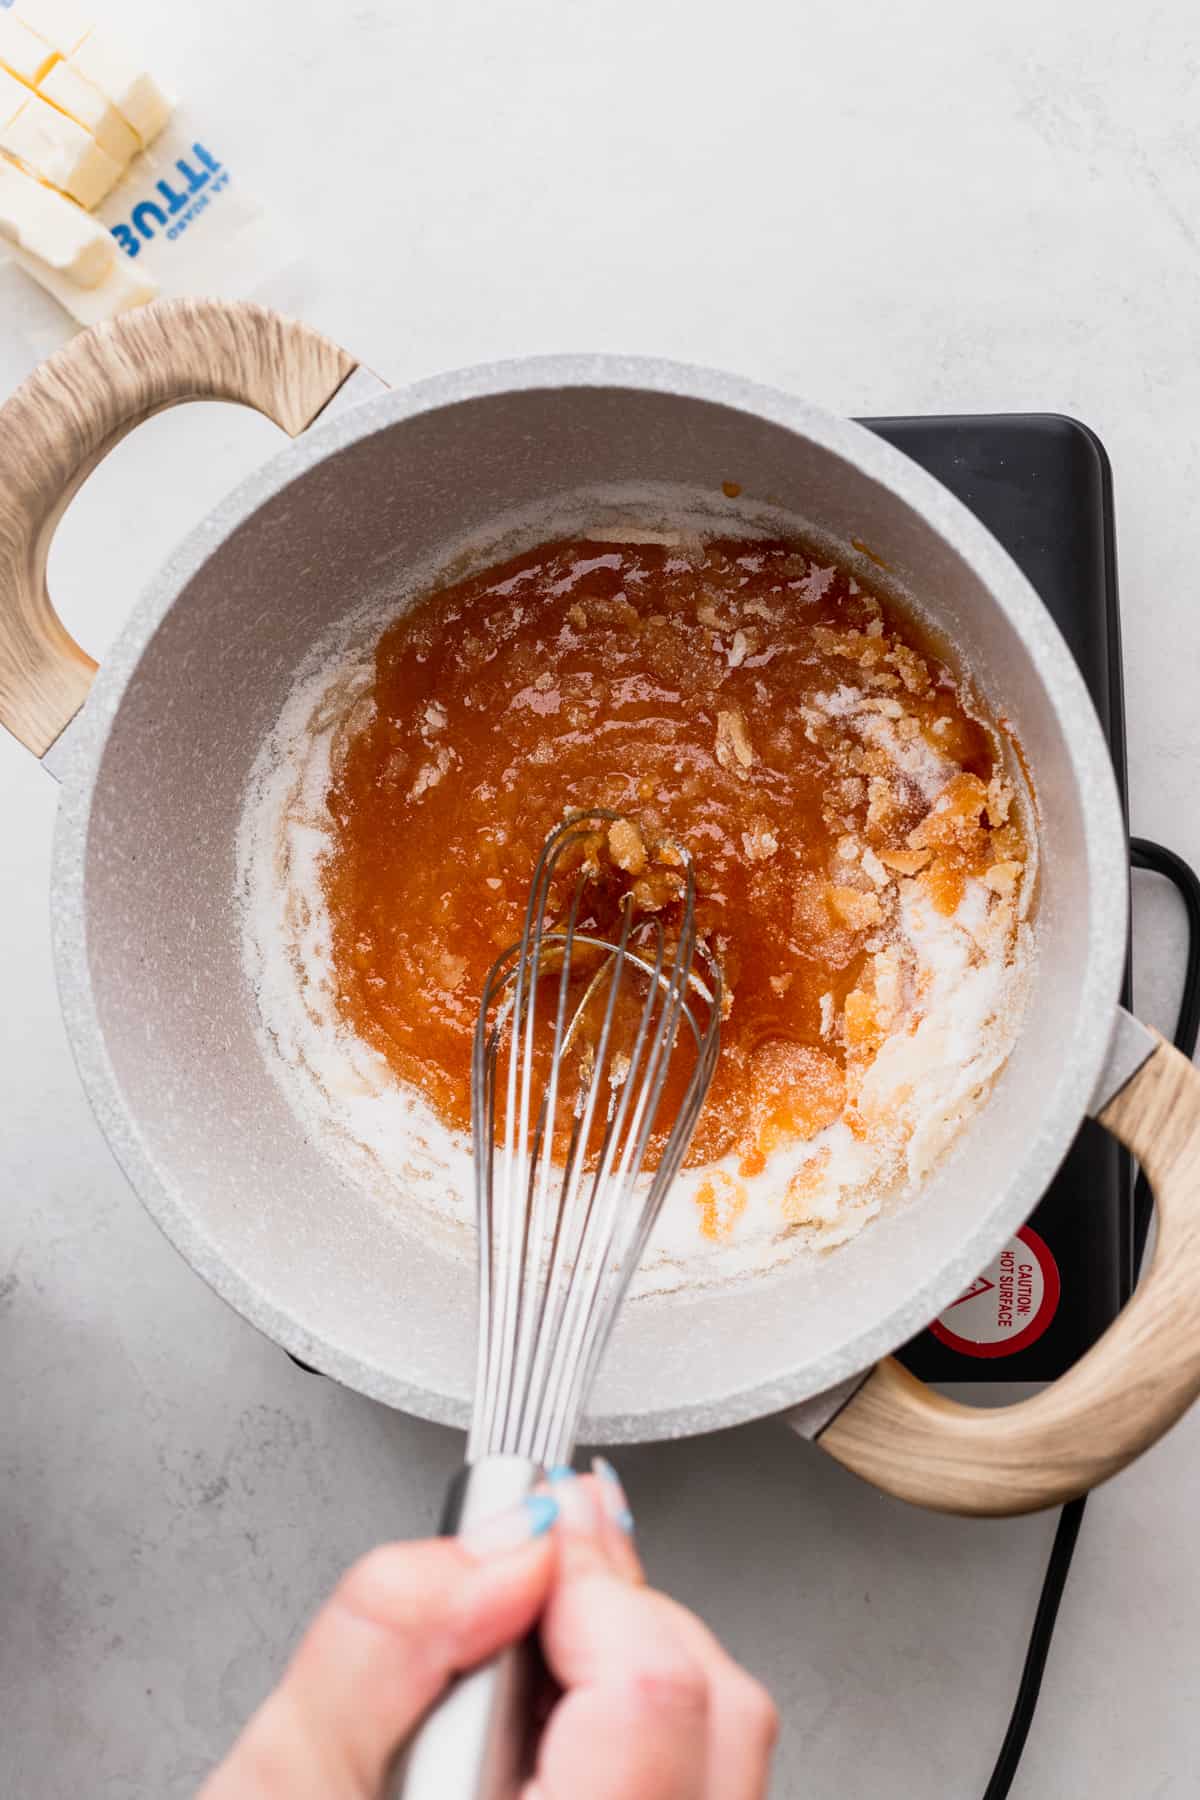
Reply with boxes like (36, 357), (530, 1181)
(547, 1464), (600, 1531)
(524, 1494), (559, 1538)
(591, 1457), (635, 1533)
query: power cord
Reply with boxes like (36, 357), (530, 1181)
(982, 837), (1200, 1799)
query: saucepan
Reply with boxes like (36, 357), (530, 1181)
(3, 297), (1198, 1517)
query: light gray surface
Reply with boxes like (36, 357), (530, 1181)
(3, 1), (1199, 1796)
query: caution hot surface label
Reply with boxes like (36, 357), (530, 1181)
(930, 1226), (1061, 1360)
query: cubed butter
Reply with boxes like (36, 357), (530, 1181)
(0, 155), (115, 285)
(8, 233), (157, 324)
(0, 64), (33, 127)
(14, 0), (91, 59)
(40, 57), (137, 165)
(68, 32), (170, 147)
(0, 88), (122, 207)
(0, 12), (58, 86)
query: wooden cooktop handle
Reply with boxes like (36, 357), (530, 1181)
(817, 1035), (1200, 1515)
(0, 297), (357, 757)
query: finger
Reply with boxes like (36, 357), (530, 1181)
(590, 1458), (644, 1583)
(542, 1470), (776, 1800)
(545, 1464), (641, 1584)
(533, 1507), (711, 1798)
(528, 1670), (710, 1800)
(200, 1496), (558, 1800)
(649, 1595), (779, 1800)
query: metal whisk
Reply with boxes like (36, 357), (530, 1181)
(395, 809), (721, 1800)
(471, 808), (722, 1465)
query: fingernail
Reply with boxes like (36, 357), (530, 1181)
(460, 1494), (559, 1557)
(592, 1457), (635, 1534)
(547, 1464), (601, 1533)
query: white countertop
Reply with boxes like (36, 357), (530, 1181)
(3, 1), (1199, 1793)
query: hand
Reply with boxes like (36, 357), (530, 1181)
(530, 1463), (778, 1800)
(199, 1463), (778, 1799)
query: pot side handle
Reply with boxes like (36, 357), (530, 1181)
(814, 1035), (1200, 1516)
(0, 296), (357, 758)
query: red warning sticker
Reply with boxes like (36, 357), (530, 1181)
(929, 1226), (1060, 1360)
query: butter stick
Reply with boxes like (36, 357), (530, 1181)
(13, 0), (91, 60)
(0, 12), (58, 86)
(0, 154), (116, 286)
(8, 233), (157, 323)
(68, 31), (171, 148)
(0, 87), (122, 207)
(40, 56), (137, 166)
(0, 64), (33, 128)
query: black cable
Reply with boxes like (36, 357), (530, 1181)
(981, 837), (1200, 1800)
(1129, 841), (1200, 1265)
(981, 1496), (1086, 1800)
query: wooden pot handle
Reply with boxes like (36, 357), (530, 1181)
(817, 1036), (1200, 1515)
(0, 296), (357, 757)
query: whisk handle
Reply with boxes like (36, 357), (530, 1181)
(388, 1455), (543, 1800)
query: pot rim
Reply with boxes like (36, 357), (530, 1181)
(50, 353), (1129, 1440)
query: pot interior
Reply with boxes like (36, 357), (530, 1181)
(68, 372), (1123, 1439)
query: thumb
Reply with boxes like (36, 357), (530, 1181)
(200, 1495), (558, 1800)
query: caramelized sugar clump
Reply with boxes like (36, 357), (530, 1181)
(323, 537), (1026, 1175)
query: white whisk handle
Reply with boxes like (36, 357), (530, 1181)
(388, 1455), (543, 1800)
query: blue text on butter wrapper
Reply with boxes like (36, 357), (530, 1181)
(111, 146), (229, 256)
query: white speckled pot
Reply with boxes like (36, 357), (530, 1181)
(3, 299), (1195, 1517)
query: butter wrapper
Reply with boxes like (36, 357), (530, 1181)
(95, 110), (297, 300)
(0, 102), (302, 386)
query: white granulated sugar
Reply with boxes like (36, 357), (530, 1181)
(236, 626), (477, 1257)
(858, 881), (1028, 1187)
(581, 527), (687, 546)
(237, 489), (1035, 1300)
(861, 846), (888, 888)
(815, 686), (954, 801)
(819, 682), (863, 719)
(727, 628), (751, 669)
(644, 876), (1031, 1290)
(410, 746), (456, 799)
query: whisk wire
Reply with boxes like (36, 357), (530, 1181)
(476, 820), (585, 1449)
(468, 810), (722, 1465)
(519, 884), (643, 1457)
(508, 872), (592, 1451)
(529, 913), (662, 1461)
(540, 888), (704, 1460)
